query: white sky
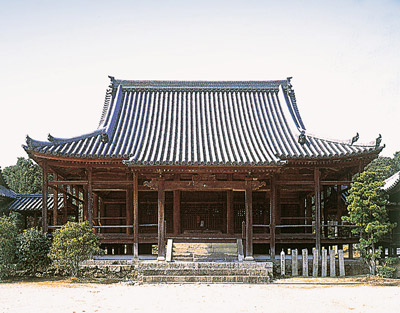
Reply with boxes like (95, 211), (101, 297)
(0, 0), (399, 168)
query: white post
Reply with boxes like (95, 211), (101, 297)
(280, 250), (286, 276)
(321, 248), (327, 277)
(330, 249), (336, 277)
(339, 249), (345, 277)
(302, 249), (308, 277)
(312, 248), (319, 277)
(292, 249), (298, 276)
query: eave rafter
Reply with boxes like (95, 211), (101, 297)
(143, 179), (266, 191)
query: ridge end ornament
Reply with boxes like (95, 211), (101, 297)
(351, 132), (359, 145)
(298, 131), (306, 145)
(375, 134), (382, 148)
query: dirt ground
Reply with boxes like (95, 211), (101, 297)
(0, 277), (399, 313)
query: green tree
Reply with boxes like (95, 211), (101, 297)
(2, 157), (42, 194)
(0, 214), (18, 279)
(364, 151), (400, 180)
(343, 167), (396, 275)
(49, 222), (103, 276)
(16, 228), (51, 275)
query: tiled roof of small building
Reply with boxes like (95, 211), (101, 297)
(7, 193), (64, 212)
(383, 171), (400, 193)
(0, 169), (16, 199)
(24, 77), (381, 165)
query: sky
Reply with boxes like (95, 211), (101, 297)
(0, 0), (399, 168)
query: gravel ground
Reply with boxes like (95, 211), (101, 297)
(0, 278), (399, 313)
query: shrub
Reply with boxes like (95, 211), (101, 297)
(16, 228), (51, 275)
(49, 222), (103, 276)
(376, 265), (397, 278)
(0, 215), (18, 279)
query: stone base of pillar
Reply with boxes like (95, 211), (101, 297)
(244, 256), (255, 261)
(157, 256), (166, 261)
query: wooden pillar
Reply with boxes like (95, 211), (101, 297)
(42, 161), (48, 232)
(245, 180), (254, 261)
(62, 187), (68, 224)
(99, 197), (105, 233)
(93, 193), (98, 234)
(314, 168), (321, 254)
(87, 168), (93, 228)
(270, 174), (277, 259)
(126, 173), (133, 235)
(83, 186), (88, 222)
(133, 172), (139, 259)
(336, 185), (342, 221)
(227, 190), (234, 235)
(53, 173), (58, 226)
(157, 179), (166, 261)
(173, 190), (181, 235)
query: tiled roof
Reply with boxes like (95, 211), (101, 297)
(24, 78), (381, 165)
(0, 169), (16, 199)
(383, 171), (400, 193)
(7, 194), (64, 212)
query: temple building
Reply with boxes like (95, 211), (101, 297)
(24, 77), (383, 260)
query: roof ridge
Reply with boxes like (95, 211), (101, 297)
(110, 78), (289, 89)
(304, 132), (377, 147)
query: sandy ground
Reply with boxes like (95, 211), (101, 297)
(0, 278), (399, 313)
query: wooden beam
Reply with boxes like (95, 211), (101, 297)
(42, 162), (48, 232)
(133, 172), (139, 259)
(245, 180), (254, 261)
(144, 179), (265, 191)
(157, 179), (166, 261)
(48, 180), (88, 186)
(173, 190), (181, 235)
(315, 168), (321, 254)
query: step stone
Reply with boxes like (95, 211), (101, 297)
(142, 275), (270, 284)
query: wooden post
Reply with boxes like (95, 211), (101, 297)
(87, 168), (93, 228)
(53, 173), (58, 226)
(157, 179), (166, 261)
(245, 181), (253, 261)
(292, 249), (298, 276)
(93, 193), (98, 234)
(42, 162), (48, 232)
(314, 168), (321, 254)
(173, 190), (181, 235)
(348, 243), (353, 259)
(270, 174), (277, 259)
(82, 186), (88, 222)
(62, 187), (68, 224)
(133, 172), (139, 259)
(226, 190), (234, 235)
(126, 173), (133, 235)
(99, 197), (105, 232)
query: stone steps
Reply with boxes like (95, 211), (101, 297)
(173, 242), (238, 262)
(142, 275), (270, 284)
(138, 261), (273, 284)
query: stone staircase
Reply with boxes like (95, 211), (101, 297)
(172, 241), (240, 262)
(138, 261), (273, 283)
